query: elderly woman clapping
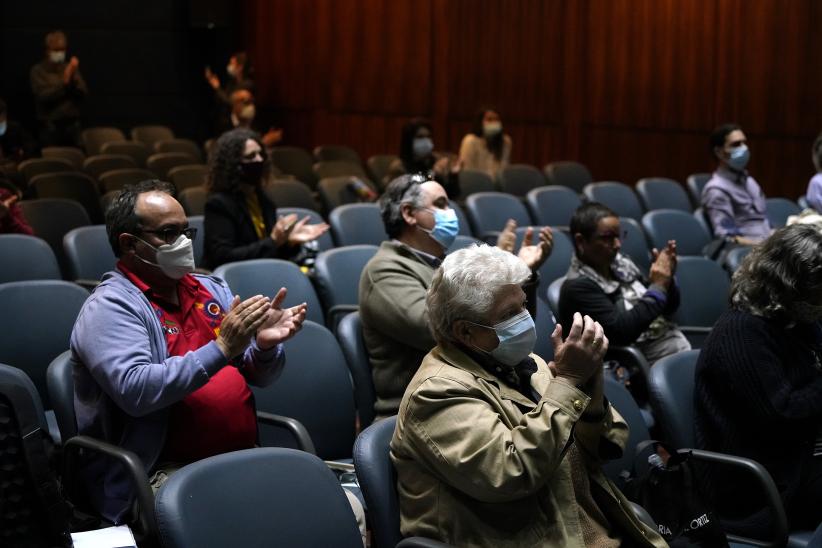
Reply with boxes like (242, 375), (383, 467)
(389, 244), (667, 548)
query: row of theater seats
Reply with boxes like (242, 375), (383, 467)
(1, 308), (812, 546)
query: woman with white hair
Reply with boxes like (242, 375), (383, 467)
(390, 244), (666, 547)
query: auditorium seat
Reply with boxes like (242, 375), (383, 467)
(18, 157), (76, 184)
(0, 234), (61, 283)
(41, 146), (86, 170)
(543, 161), (593, 194)
(29, 172), (103, 224)
(526, 185), (582, 227)
(81, 127), (126, 156)
(314, 144), (362, 165)
(498, 164), (545, 197)
(636, 177), (692, 212)
(464, 191), (531, 242)
(583, 181), (645, 222)
(458, 169), (496, 199)
(83, 154), (137, 181)
(147, 153), (200, 180)
(98, 168), (157, 193)
(130, 124), (174, 149)
(155, 138), (204, 163)
(329, 203), (387, 247)
(263, 178), (318, 211)
(269, 146), (318, 189)
(100, 140), (151, 167)
(167, 164), (208, 191)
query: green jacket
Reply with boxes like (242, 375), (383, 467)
(359, 241), (437, 419)
(391, 342), (668, 548)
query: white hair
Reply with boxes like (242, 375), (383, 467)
(426, 244), (530, 344)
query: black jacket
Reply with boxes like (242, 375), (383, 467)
(558, 275), (679, 347)
(695, 309), (822, 531)
(202, 188), (297, 269)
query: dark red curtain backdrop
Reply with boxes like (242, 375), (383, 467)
(242, 0), (821, 199)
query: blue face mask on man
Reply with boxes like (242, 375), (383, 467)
(421, 208), (459, 250)
(727, 144), (750, 171)
(470, 309), (537, 366)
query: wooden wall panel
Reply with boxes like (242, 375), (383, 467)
(243, 0), (821, 199)
(585, 0), (717, 131)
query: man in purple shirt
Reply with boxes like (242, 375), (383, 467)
(701, 123), (771, 245)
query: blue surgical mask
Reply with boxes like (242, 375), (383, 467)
(0, 121), (6, 137)
(421, 208), (459, 249)
(412, 137), (434, 158)
(471, 309), (537, 366)
(727, 144), (750, 171)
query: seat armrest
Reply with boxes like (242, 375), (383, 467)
(606, 345), (651, 380)
(256, 411), (317, 455)
(63, 435), (156, 539)
(397, 537), (455, 548)
(629, 501), (656, 530)
(682, 448), (788, 548)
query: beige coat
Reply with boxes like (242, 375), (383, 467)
(391, 342), (668, 548)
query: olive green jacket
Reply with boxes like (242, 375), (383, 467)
(359, 241), (437, 419)
(390, 342), (668, 548)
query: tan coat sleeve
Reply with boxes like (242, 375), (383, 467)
(403, 375), (591, 503)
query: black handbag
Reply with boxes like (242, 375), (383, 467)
(625, 441), (729, 548)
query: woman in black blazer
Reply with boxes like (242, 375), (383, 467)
(202, 128), (328, 269)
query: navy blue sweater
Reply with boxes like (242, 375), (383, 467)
(695, 309), (822, 529)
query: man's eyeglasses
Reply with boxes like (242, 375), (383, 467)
(594, 230), (627, 242)
(140, 226), (197, 245)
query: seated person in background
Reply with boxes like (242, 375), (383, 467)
(560, 202), (690, 365)
(29, 30), (87, 147)
(805, 132), (822, 212)
(202, 128), (328, 269)
(359, 175), (552, 420)
(0, 184), (33, 235)
(391, 244), (667, 547)
(215, 89), (282, 148)
(385, 118), (461, 197)
(0, 98), (35, 190)
(458, 107), (512, 179)
(71, 180), (307, 523)
(701, 123), (771, 245)
(695, 224), (822, 535)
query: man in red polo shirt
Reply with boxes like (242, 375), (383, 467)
(71, 180), (307, 523)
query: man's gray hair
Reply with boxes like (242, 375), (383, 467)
(379, 175), (428, 238)
(426, 244), (530, 344)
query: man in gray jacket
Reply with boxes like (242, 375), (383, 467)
(359, 175), (552, 419)
(71, 180), (306, 523)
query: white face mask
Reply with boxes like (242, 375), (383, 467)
(226, 63), (238, 77)
(483, 121), (502, 138)
(49, 50), (66, 64)
(134, 234), (195, 279)
(239, 104), (256, 121)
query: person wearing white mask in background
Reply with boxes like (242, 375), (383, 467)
(390, 244), (667, 547)
(30, 30), (88, 147)
(385, 117), (463, 197)
(701, 123), (772, 246)
(70, 179), (309, 528)
(359, 175), (552, 419)
(459, 107), (512, 180)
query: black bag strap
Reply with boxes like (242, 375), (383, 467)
(1, 382), (72, 547)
